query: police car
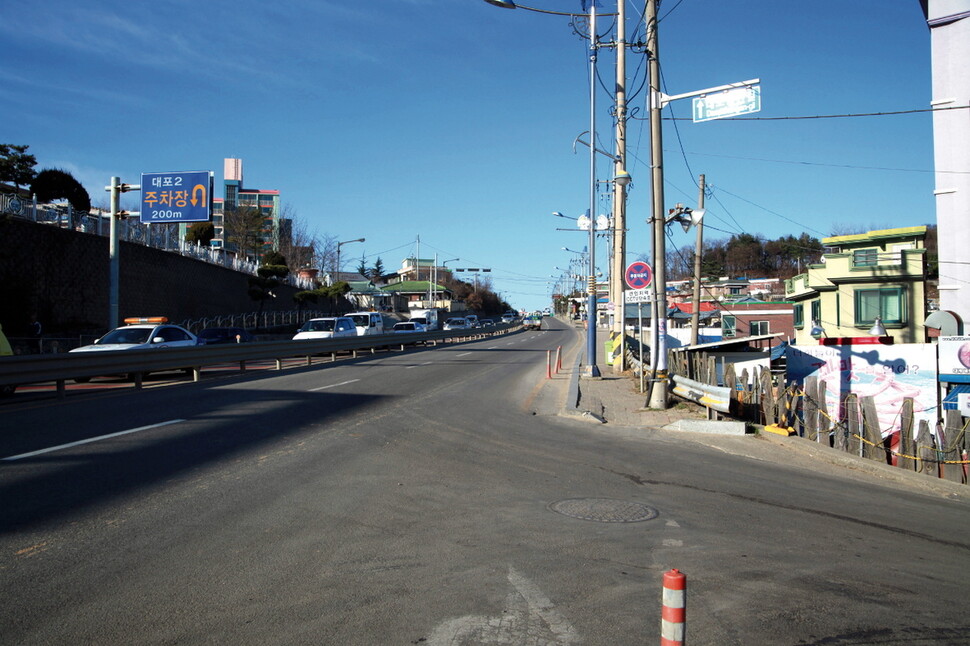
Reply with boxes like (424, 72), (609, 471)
(70, 317), (198, 352)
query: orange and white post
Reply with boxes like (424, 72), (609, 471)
(661, 568), (686, 646)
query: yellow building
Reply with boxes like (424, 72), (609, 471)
(785, 226), (928, 345)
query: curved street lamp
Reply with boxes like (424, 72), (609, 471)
(336, 237), (365, 280)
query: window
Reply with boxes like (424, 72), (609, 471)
(793, 304), (804, 328)
(750, 320), (770, 336)
(854, 287), (905, 326)
(723, 315), (736, 338)
(852, 248), (878, 267)
(810, 299), (821, 325)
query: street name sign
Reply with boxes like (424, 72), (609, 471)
(692, 85), (761, 123)
(140, 171), (213, 223)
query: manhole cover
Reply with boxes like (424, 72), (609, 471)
(548, 498), (658, 523)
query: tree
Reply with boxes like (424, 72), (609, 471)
(30, 168), (91, 212)
(368, 257), (385, 282)
(185, 221), (215, 247)
(0, 144), (37, 190)
(262, 250), (288, 271)
(277, 203), (324, 270)
(223, 206), (265, 260)
(356, 256), (368, 278)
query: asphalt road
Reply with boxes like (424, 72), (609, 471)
(1, 319), (969, 645)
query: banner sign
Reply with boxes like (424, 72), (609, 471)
(786, 343), (938, 437)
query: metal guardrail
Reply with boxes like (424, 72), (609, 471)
(0, 324), (519, 394)
(670, 374), (732, 414)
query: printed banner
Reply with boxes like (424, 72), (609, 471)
(786, 343), (938, 437)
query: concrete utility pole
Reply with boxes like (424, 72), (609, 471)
(690, 174), (706, 346)
(609, 0), (628, 372)
(646, 0), (668, 408)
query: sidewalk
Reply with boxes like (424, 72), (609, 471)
(548, 320), (969, 501)
(552, 321), (708, 429)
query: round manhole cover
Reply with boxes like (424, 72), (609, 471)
(548, 498), (658, 523)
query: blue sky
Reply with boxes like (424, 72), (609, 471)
(1, 1), (934, 312)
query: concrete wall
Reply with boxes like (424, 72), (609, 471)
(0, 217), (312, 336)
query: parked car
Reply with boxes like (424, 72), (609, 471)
(392, 321), (426, 333)
(70, 318), (198, 353)
(443, 317), (469, 331)
(197, 327), (256, 345)
(293, 317), (357, 340)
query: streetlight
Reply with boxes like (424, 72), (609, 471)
(336, 237), (365, 281)
(484, 0), (631, 378)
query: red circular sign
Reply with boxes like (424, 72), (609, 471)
(625, 261), (653, 289)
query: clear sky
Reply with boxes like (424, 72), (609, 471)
(1, 1), (935, 313)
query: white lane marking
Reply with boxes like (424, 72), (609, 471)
(426, 566), (579, 645)
(2, 419), (186, 461)
(405, 362), (434, 370)
(455, 352), (473, 357)
(309, 379), (360, 392)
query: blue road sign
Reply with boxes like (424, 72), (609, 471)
(140, 171), (212, 223)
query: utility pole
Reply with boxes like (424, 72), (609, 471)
(646, 0), (668, 408)
(609, 0), (628, 372)
(690, 174), (706, 345)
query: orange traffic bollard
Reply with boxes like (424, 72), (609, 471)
(661, 568), (686, 646)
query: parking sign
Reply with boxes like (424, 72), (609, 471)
(140, 171), (212, 223)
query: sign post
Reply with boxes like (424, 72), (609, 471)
(624, 261), (653, 391)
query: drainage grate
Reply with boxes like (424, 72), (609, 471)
(548, 498), (659, 523)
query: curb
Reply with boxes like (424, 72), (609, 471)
(563, 349), (606, 424)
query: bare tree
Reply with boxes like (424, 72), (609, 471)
(276, 203), (322, 269)
(223, 206), (265, 260)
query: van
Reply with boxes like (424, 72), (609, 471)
(464, 314), (480, 328)
(347, 311), (385, 336)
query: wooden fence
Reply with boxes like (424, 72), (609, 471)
(668, 349), (970, 486)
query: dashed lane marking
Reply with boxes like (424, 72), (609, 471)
(308, 379), (360, 392)
(2, 419), (186, 461)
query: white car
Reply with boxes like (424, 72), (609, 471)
(70, 318), (198, 352)
(443, 318), (469, 331)
(392, 321), (426, 333)
(293, 317), (357, 340)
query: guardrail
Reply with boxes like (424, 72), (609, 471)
(0, 324), (519, 396)
(670, 374), (733, 414)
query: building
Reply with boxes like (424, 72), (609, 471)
(785, 226), (928, 345)
(719, 299), (795, 342)
(922, 1), (970, 327)
(211, 158), (282, 261)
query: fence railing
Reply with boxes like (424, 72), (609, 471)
(0, 324), (519, 393)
